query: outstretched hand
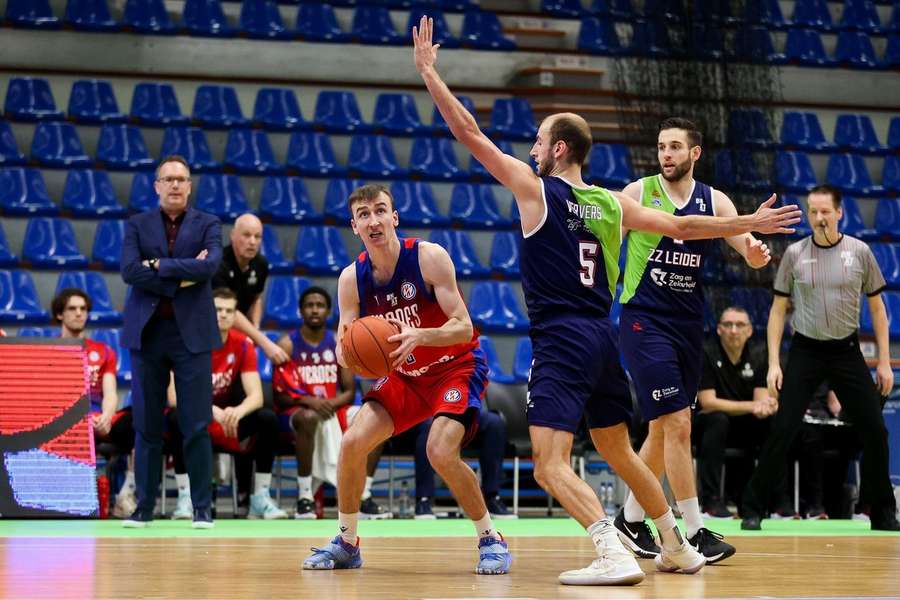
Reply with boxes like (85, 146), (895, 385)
(744, 236), (771, 269)
(413, 15), (440, 74)
(752, 194), (802, 235)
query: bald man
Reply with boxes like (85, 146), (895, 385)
(213, 213), (288, 365)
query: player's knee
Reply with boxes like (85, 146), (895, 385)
(340, 428), (370, 460)
(425, 439), (459, 473)
(532, 457), (564, 491)
(290, 409), (317, 433)
(663, 414), (692, 446)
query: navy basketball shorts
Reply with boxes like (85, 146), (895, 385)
(619, 306), (704, 421)
(526, 314), (632, 433)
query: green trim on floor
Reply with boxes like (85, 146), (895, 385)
(0, 518), (897, 538)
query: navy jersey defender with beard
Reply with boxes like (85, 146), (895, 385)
(522, 176), (633, 433)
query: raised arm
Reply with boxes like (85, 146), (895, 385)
(335, 264), (361, 369)
(714, 190), (771, 269)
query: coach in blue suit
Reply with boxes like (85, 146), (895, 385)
(120, 155), (222, 528)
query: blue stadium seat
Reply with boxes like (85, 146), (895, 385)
(193, 85), (249, 128)
(373, 93), (426, 135)
(461, 10), (516, 50)
(834, 114), (887, 154)
(56, 272), (122, 324)
(839, 0), (882, 33)
(0, 222), (18, 268)
(429, 230), (490, 278)
(128, 172), (157, 212)
(65, 0), (120, 31)
(542, 0), (586, 17)
(643, 0), (685, 21)
(285, 131), (345, 177)
(314, 91), (369, 133)
(16, 327), (58, 337)
(591, 0), (633, 18)
(861, 291), (900, 336)
(713, 149), (738, 190)
(779, 194), (813, 238)
(91, 219), (124, 270)
(5, 0), (60, 28)
(834, 31), (879, 68)
(0, 121), (26, 165)
(489, 231), (520, 278)
(732, 27), (785, 64)
(260, 225), (293, 274)
(784, 28), (836, 66)
(130, 82), (189, 126)
(296, 3), (349, 42)
(30, 122), (91, 168)
(406, 9), (460, 48)
(779, 111), (835, 151)
(258, 176), (320, 224)
(295, 226), (349, 275)
(431, 96), (477, 136)
(96, 124), (154, 171)
(240, 0), (292, 39)
(478, 335), (515, 384)
(743, 0), (788, 27)
(875, 198), (900, 240)
(731, 149), (768, 191)
(630, 19), (674, 58)
(123, 0), (177, 34)
(223, 128), (283, 174)
(263, 276), (312, 327)
(728, 109), (774, 148)
(587, 143), (634, 188)
(0, 168), (58, 215)
(193, 174), (251, 219)
(826, 153), (884, 196)
(389, 181), (449, 227)
(351, 6), (404, 45)
(409, 137), (466, 181)
(774, 150), (818, 193)
(323, 178), (366, 222)
(691, 0), (737, 24)
(256, 331), (281, 381)
(791, 0), (834, 30)
(89, 328), (132, 383)
(511, 336), (532, 383)
(871, 243), (900, 288)
(182, 0), (234, 37)
(687, 22), (725, 60)
(470, 139), (514, 182)
(449, 184), (513, 229)
(254, 88), (308, 131)
(577, 17), (623, 55)
(729, 287), (772, 331)
(160, 126), (220, 172)
(22, 217), (89, 269)
(838, 196), (877, 240)
(884, 155), (900, 194)
(347, 135), (406, 179)
(885, 117), (900, 151)
(890, 2), (900, 33)
(0, 270), (50, 323)
(469, 281), (529, 333)
(488, 98), (538, 141)
(884, 34), (900, 68)
(62, 170), (127, 218)
(4, 77), (64, 121)
(68, 80), (126, 123)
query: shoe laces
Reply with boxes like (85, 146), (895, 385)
(696, 528), (724, 544)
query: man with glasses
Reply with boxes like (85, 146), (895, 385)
(693, 306), (776, 519)
(120, 155), (222, 529)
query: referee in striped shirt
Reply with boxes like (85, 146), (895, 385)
(741, 184), (899, 531)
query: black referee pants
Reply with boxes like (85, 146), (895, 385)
(742, 332), (897, 527)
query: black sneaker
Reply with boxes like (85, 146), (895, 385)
(613, 509), (660, 559)
(740, 515), (761, 530)
(688, 528), (735, 564)
(359, 497), (392, 520)
(871, 517), (900, 531)
(295, 497), (317, 520)
(192, 507), (214, 529)
(122, 508), (153, 528)
(702, 498), (733, 519)
(415, 497), (436, 520)
(486, 494), (517, 520)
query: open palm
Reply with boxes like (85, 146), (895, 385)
(413, 15), (440, 73)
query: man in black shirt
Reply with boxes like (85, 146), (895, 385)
(694, 306), (777, 518)
(212, 213), (288, 365)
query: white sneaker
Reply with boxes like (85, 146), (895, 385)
(171, 494), (193, 520)
(558, 548), (645, 586)
(655, 542), (706, 574)
(248, 491), (288, 520)
(112, 488), (137, 519)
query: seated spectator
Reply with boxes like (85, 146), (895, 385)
(54, 288), (136, 518)
(167, 288), (287, 520)
(274, 286), (389, 519)
(693, 306), (779, 518)
(412, 407), (515, 520)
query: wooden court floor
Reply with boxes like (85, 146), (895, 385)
(2, 535), (899, 599)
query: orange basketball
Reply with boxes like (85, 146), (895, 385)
(341, 316), (402, 378)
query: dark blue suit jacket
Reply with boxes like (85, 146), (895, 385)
(120, 207), (223, 353)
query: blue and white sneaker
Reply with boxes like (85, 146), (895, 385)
(475, 534), (512, 575)
(302, 536), (363, 570)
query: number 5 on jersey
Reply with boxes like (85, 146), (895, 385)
(579, 241), (599, 287)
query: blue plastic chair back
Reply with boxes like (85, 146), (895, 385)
(347, 135), (404, 178)
(489, 98), (538, 140)
(192, 85), (249, 128)
(224, 128), (282, 174)
(259, 176), (319, 224)
(295, 226), (349, 275)
(68, 80), (125, 123)
(92, 219), (125, 269)
(323, 178), (366, 221)
(30, 122), (91, 168)
(577, 16), (622, 54)
(0, 121), (26, 166)
(62, 169), (126, 217)
(5, 77), (64, 121)
(286, 131), (345, 176)
(351, 5), (404, 44)
(260, 225), (293, 273)
(66, 0), (119, 31)
(0, 270), (50, 323)
(56, 271), (122, 323)
(409, 137), (465, 181)
(182, 0), (234, 36)
(128, 172), (158, 212)
(428, 230), (489, 278)
(489, 231), (520, 277)
(0, 168), (58, 216)
(314, 91), (367, 133)
(373, 93), (425, 135)
(160, 126), (220, 172)
(130, 82), (188, 125)
(123, 0), (176, 33)
(97, 124), (154, 170)
(5, 0), (59, 28)
(478, 335), (515, 384)
(264, 275), (312, 327)
(23, 217), (89, 269)
(512, 336), (532, 383)
(296, 3), (347, 42)
(254, 88), (306, 130)
(194, 174), (251, 219)
(389, 181), (448, 227)
(449, 184), (512, 229)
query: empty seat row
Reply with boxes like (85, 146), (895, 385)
(0, 269), (118, 324)
(4, 78), (539, 138)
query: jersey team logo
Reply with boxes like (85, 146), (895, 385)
(88, 351), (100, 362)
(401, 282), (416, 301)
(650, 268), (668, 286)
(323, 349), (335, 363)
(443, 388), (462, 403)
(227, 353), (235, 364)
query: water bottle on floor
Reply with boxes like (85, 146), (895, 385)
(399, 480), (411, 518)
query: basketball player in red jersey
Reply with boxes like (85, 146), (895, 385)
(303, 184), (511, 575)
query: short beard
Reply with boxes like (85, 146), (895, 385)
(661, 158), (692, 182)
(537, 154), (556, 177)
